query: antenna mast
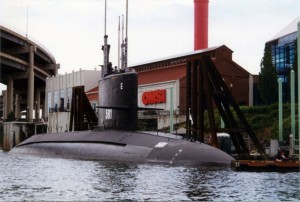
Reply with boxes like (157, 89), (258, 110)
(118, 16), (120, 69)
(121, 15), (125, 71)
(101, 0), (111, 78)
(121, 0), (129, 71)
(124, 0), (128, 70)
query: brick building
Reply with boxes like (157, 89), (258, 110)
(131, 45), (253, 114)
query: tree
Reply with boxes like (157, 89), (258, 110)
(259, 43), (278, 105)
(7, 111), (15, 122)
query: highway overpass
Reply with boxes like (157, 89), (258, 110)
(0, 25), (59, 121)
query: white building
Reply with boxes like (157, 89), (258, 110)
(45, 69), (101, 133)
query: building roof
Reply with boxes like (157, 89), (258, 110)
(129, 45), (226, 68)
(138, 65), (186, 85)
(268, 16), (300, 42)
(85, 86), (98, 102)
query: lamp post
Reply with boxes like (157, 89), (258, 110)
(290, 70), (295, 155)
(297, 21), (300, 160)
(278, 78), (283, 142)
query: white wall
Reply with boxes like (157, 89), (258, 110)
(45, 69), (101, 118)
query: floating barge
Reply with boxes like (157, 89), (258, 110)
(232, 160), (300, 172)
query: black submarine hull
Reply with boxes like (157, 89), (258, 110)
(11, 130), (234, 166)
(11, 72), (234, 166)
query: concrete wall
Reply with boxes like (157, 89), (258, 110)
(3, 122), (31, 150)
(48, 112), (71, 133)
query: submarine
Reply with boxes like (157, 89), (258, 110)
(10, 69), (234, 166)
(10, 0), (234, 166)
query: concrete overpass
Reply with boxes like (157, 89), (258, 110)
(0, 25), (59, 122)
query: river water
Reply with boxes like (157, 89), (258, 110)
(0, 150), (299, 201)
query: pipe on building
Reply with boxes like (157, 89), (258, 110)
(194, 0), (209, 50)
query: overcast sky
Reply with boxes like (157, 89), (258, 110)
(0, 0), (299, 93)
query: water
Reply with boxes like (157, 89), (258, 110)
(1, 150), (299, 201)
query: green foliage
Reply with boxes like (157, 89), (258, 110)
(213, 104), (298, 142)
(259, 43), (278, 104)
(7, 111), (15, 122)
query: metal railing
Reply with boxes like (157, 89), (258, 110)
(138, 109), (186, 117)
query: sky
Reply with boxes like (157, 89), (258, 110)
(0, 0), (299, 93)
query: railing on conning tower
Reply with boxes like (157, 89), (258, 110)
(0, 22), (56, 63)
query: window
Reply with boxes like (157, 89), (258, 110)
(60, 89), (65, 99)
(54, 90), (58, 111)
(67, 87), (72, 111)
(59, 89), (65, 111)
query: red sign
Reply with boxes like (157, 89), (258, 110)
(142, 89), (166, 105)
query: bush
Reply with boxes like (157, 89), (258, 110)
(215, 103), (298, 142)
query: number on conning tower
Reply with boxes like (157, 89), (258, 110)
(105, 109), (112, 119)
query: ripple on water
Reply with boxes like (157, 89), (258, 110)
(1, 150), (299, 201)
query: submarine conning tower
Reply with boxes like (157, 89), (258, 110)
(98, 0), (136, 131)
(98, 72), (138, 131)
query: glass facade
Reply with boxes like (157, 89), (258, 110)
(271, 32), (297, 73)
(269, 32), (297, 102)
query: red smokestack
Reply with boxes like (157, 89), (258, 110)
(194, 0), (209, 50)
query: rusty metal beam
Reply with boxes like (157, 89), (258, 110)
(198, 59), (204, 142)
(191, 60), (198, 141)
(185, 53), (266, 160)
(201, 57), (219, 148)
(186, 61), (192, 139)
(204, 55), (266, 160)
(69, 86), (98, 132)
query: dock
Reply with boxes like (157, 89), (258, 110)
(232, 160), (300, 172)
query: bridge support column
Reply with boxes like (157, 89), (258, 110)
(15, 93), (21, 119)
(35, 88), (41, 120)
(27, 46), (36, 122)
(6, 76), (13, 118)
(3, 91), (7, 119)
(41, 92), (45, 119)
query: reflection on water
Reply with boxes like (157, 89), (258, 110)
(0, 150), (299, 201)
